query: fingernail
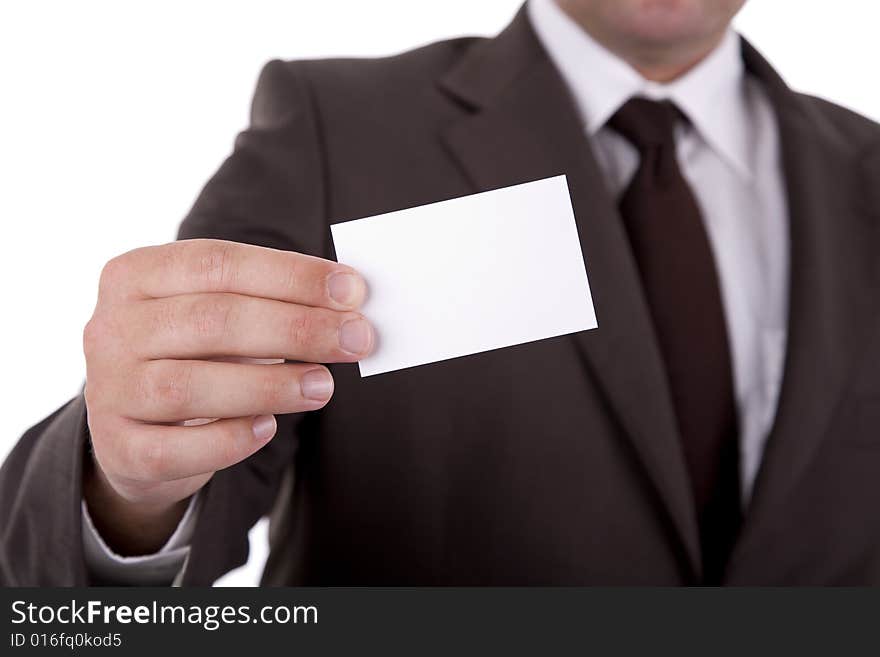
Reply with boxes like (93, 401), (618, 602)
(301, 368), (334, 401)
(252, 415), (277, 441)
(328, 272), (365, 308)
(338, 318), (373, 355)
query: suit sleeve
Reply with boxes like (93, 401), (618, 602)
(0, 59), (329, 586)
(0, 397), (90, 585)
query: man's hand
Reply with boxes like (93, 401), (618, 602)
(82, 239), (373, 555)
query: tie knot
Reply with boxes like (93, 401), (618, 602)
(608, 97), (680, 151)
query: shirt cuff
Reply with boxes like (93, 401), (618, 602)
(82, 494), (200, 586)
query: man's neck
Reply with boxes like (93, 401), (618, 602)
(619, 42), (723, 83)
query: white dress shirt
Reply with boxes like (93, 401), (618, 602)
(83, 0), (791, 581)
(82, 494), (198, 585)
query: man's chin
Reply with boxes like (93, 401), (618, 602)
(614, 11), (718, 47)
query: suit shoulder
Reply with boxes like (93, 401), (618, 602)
(247, 36), (480, 130)
(796, 93), (880, 151)
(271, 37), (482, 103)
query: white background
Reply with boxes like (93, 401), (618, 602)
(2, 0), (878, 586)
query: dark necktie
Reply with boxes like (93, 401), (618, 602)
(608, 98), (741, 584)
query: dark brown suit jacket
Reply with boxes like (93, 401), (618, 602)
(3, 9), (880, 585)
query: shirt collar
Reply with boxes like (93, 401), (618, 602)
(528, 0), (753, 179)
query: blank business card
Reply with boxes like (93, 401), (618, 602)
(330, 175), (598, 377)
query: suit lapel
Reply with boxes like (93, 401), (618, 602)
(437, 10), (880, 580)
(439, 11), (701, 576)
(729, 44), (880, 572)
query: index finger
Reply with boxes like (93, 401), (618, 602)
(105, 239), (366, 310)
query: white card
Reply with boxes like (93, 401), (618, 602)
(330, 175), (598, 377)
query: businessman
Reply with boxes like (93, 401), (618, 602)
(3, 0), (879, 585)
